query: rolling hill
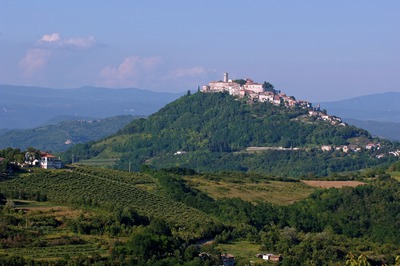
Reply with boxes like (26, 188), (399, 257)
(0, 85), (182, 129)
(320, 92), (400, 123)
(344, 118), (400, 141)
(0, 166), (222, 241)
(64, 92), (399, 176)
(0, 115), (139, 153)
(319, 92), (400, 141)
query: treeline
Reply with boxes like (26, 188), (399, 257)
(148, 149), (397, 177)
(0, 147), (42, 175)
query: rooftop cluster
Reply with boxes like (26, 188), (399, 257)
(201, 73), (312, 109)
(202, 73), (347, 127)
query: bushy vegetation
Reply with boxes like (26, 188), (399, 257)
(0, 147), (41, 176)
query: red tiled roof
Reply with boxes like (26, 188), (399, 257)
(41, 154), (55, 158)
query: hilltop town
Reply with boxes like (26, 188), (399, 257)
(201, 73), (400, 157)
(202, 73), (345, 126)
(202, 72), (310, 106)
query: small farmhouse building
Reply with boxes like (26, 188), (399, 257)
(262, 253), (282, 262)
(40, 154), (63, 169)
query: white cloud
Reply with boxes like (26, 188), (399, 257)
(62, 36), (97, 48)
(99, 56), (162, 87)
(40, 33), (61, 42)
(168, 66), (211, 78)
(38, 33), (97, 48)
(19, 48), (52, 76)
(19, 33), (98, 77)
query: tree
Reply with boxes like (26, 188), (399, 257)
(0, 159), (8, 174)
(263, 82), (275, 92)
(345, 253), (370, 266)
(4, 199), (16, 212)
(233, 79), (246, 86)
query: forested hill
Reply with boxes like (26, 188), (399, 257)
(64, 92), (398, 176)
(0, 115), (139, 153)
(119, 92), (370, 149)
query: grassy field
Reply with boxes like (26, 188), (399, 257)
(0, 244), (100, 260)
(391, 171), (400, 181)
(184, 176), (316, 205)
(217, 240), (276, 265)
(301, 180), (365, 188)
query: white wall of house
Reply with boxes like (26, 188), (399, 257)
(41, 156), (62, 169)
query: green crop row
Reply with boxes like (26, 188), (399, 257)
(0, 166), (222, 240)
(72, 165), (154, 185)
(0, 244), (100, 259)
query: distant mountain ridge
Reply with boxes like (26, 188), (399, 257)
(344, 118), (400, 141)
(0, 115), (138, 153)
(0, 85), (183, 129)
(320, 92), (400, 123)
(319, 92), (400, 140)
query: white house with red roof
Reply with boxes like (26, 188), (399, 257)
(40, 153), (63, 169)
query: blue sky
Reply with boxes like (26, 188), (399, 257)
(0, 1), (399, 102)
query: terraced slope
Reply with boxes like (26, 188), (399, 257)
(0, 166), (222, 240)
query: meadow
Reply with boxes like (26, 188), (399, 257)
(184, 176), (315, 205)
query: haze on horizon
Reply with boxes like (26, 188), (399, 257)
(0, 1), (399, 102)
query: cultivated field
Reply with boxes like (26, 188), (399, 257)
(73, 158), (117, 167)
(0, 166), (220, 241)
(0, 200), (112, 261)
(184, 177), (316, 205)
(301, 180), (365, 188)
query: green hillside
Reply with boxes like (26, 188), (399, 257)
(0, 166), (221, 241)
(64, 92), (398, 176)
(0, 115), (139, 153)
